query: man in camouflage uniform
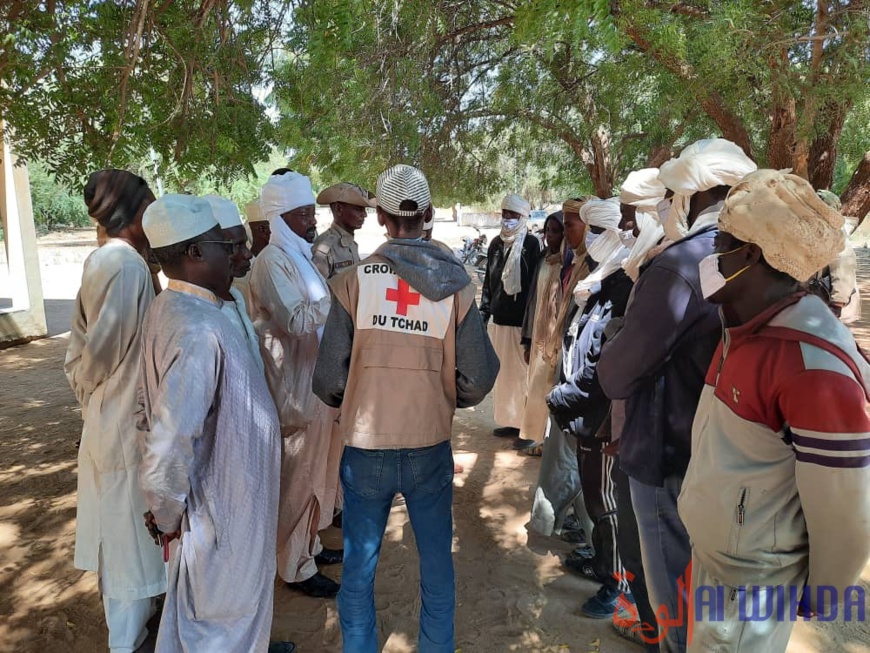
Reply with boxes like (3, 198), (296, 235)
(312, 183), (376, 278)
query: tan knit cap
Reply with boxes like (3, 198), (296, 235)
(718, 169), (845, 282)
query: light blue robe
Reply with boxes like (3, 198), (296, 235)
(137, 281), (281, 653)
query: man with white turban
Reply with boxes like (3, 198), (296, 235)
(598, 138), (756, 653)
(679, 170), (870, 653)
(547, 197), (635, 619)
(203, 195), (264, 373)
(248, 172), (344, 599)
(619, 168), (666, 281)
(480, 193), (541, 438)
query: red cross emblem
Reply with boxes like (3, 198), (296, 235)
(385, 279), (421, 316)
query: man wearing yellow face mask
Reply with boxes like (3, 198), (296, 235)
(679, 169), (870, 653)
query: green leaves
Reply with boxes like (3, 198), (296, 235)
(0, 0), (278, 189)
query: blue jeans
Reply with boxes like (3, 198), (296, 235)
(630, 475), (692, 653)
(339, 441), (455, 653)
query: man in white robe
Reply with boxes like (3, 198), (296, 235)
(65, 169), (166, 653)
(479, 194), (541, 438)
(248, 172), (344, 599)
(136, 194), (290, 653)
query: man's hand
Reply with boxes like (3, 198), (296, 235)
(523, 346), (531, 365)
(143, 511), (180, 545)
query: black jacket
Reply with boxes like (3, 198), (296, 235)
(547, 269), (634, 444)
(598, 227), (722, 485)
(480, 234), (541, 327)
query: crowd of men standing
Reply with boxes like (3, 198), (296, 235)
(63, 136), (870, 653)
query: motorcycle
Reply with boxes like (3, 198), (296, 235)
(459, 227), (487, 263)
(459, 227), (488, 282)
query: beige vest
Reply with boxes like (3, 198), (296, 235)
(330, 254), (475, 449)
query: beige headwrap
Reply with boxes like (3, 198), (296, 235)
(562, 197), (585, 214)
(718, 169), (845, 282)
(543, 196), (593, 365)
(658, 138), (757, 241)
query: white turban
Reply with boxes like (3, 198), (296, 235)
(656, 138), (756, 241)
(142, 194), (218, 249)
(658, 138), (757, 196)
(501, 193), (531, 218)
(203, 194), (243, 229)
(260, 171), (316, 222)
(620, 168), (666, 214)
(579, 197), (622, 231)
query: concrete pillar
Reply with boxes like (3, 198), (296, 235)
(0, 130), (47, 347)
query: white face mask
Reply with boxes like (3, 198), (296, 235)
(502, 218), (520, 231)
(699, 246), (751, 299)
(588, 230), (623, 264)
(619, 230), (637, 248)
(585, 230), (600, 252)
(655, 198), (672, 227)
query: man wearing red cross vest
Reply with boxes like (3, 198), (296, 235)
(313, 164), (499, 653)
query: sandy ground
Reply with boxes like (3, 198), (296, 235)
(1, 217), (870, 652)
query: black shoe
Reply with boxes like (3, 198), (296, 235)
(493, 426), (520, 437)
(315, 547), (344, 566)
(560, 528), (587, 545)
(512, 437), (538, 450)
(268, 643), (297, 653)
(568, 544), (595, 560)
(565, 555), (604, 582)
(562, 513), (582, 532)
(287, 572), (340, 598)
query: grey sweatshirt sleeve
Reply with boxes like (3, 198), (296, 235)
(455, 299), (500, 408)
(313, 298), (354, 408)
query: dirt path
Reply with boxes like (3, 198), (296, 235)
(1, 231), (869, 652)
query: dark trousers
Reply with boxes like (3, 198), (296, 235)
(577, 442), (628, 593)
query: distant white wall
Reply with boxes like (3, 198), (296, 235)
(0, 133), (47, 348)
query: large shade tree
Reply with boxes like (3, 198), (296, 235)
(0, 0), (286, 187)
(276, 0), (870, 217)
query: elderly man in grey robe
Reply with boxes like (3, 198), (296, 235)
(136, 194), (291, 653)
(248, 171), (344, 599)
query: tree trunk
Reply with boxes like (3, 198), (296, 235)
(841, 152), (870, 227)
(646, 145), (672, 168)
(589, 125), (614, 198)
(809, 102), (849, 190)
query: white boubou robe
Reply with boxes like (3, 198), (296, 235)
(64, 238), (166, 602)
(248, 237), (343, 583)
(137, 280), (281, 652)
